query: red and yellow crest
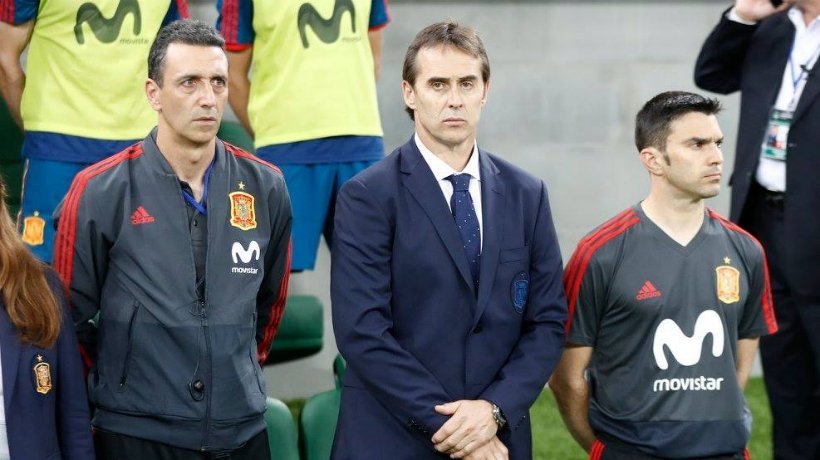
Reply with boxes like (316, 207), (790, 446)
(21, 213), (46, 246)
(229, 191), (257, 231)
(33, 355), (52, 395)
(716, 265), (740, 304)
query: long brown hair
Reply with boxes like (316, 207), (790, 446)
(0, 174), (61, 348)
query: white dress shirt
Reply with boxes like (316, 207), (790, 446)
(0, 343), (9, 460)
(730, 7), (820, 191)
(414, 133), (484, 249)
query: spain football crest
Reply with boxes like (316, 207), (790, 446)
(33, 354), (52, 395)
(229, 191), (257, 231)
(21, 212), (46, 246)
(716, 265), (740, 304)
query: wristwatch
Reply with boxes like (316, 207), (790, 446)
(491, 403), (507, 429)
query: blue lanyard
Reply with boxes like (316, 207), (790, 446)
(788, 39), (820, 90)
(181, 158), (215, 216)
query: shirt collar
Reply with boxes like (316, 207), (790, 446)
(414, 133), (481, 182)
(789, 6), (820, 32)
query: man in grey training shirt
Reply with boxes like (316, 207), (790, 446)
(550, 91), (778, 459)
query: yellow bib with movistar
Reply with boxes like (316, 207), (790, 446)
(250, 0), (383, 148)
(21, 0), (168, 140)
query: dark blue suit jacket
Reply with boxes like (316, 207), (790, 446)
(330, 139), (567, 459)
(696, 10), (820, 299)
(0, 284), (94, 460)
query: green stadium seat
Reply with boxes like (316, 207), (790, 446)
(264, 397), (299, 460)
(266, 295), (324, 365)
(0, 98), (24, 217)
(217, 121), (255, 153)
(333, 354), (346, 389)
(298, 388), (341, 460)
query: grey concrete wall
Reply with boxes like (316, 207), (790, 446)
(190, 1), (749, 399)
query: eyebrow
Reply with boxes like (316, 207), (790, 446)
(176, 73), (227, 82)
(426, 75), (479, 84)
(687, 136), (723, 144)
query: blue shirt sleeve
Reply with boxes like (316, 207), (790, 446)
(216, 0), (254, 48)
(0, 0), (39, 25)
(369, 0), (390, 30)
(161, 0), (190, 26)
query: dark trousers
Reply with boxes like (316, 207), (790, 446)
(591, 439), (748, 460)
(740, 183), (820, 460)
(95, 428), (270, 460)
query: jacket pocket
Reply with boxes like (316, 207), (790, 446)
(250, 312), (265, 395)
(500, 246), (528, 264)
(117, 300), (141, 391)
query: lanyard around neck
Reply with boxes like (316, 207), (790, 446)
(181, 158), (215, 216)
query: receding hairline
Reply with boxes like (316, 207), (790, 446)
(406, 44), (488, 85)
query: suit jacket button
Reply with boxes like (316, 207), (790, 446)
(473, 324), (483, 333)
(193, 380), (205, 392)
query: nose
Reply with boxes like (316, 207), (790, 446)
(709, 143), (724, 166)
(198, 83), (217, 108)
(447, 86), (464, 109)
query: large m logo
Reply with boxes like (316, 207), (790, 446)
(653, 310), (724, 370)
(297, 0), (356, 49)
(75, 0), (142, 45)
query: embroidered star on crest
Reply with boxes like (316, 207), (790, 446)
(238, 181), (246, 190)
(36, 354), (44, 362)
(724, 257), (731, 264)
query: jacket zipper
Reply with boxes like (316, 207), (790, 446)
(200, 299), (213, 450)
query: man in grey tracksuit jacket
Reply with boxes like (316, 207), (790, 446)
(53, 21), (292, 456)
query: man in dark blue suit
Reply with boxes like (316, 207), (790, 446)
(330, 21), (567, 460)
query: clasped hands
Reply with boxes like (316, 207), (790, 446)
(431, 400), (509, 460)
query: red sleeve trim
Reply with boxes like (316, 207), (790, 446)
(176, 0), (190, 19)
(368, 22), (388, 32)
(220, 0), (239, 45)
(589, 440), (605, 460)
(563, 209), (640, 334)
(54, 143), (144, 294)
(257, 240), (292, 363)
(1, 0), (14, 23)
(226, 43), (252, 52)
(708, 209), (778, 334)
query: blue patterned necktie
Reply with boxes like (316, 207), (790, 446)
(447, 173), (481, 289)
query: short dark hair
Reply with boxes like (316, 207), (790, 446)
(148, 20), (225, 86)
(635, 91), (722, 152)
(402, 21), (490, 120)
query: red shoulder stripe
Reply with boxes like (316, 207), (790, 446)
(54, 144), (144, 294)
(563, 209), (640, 334)
(257, 240), (292, 363)
(225, 142), (283, 174)
(563, 208), (634, 289)
(708, 209), (778, 334)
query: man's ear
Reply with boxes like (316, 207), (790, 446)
(402, 80), (416, 112)
(640, 147), (665, 177)
(481, 79), (490, 106)
(145, 79), (162, 112)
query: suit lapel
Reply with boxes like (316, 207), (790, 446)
(758, 16), (794, 115)
(0, 305), (22, 412)
(793, 62), (820, 123)
(474, 151), (504, 324)
(399, 140), (476, 294)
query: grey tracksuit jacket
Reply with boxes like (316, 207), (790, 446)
(54, 131), (292, 451)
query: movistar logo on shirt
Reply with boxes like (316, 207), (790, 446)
(231, 241), (260, 274)
(652, 310), (726, 392)
(75, 0), (143, 45)
(297, 0), (356, 49)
